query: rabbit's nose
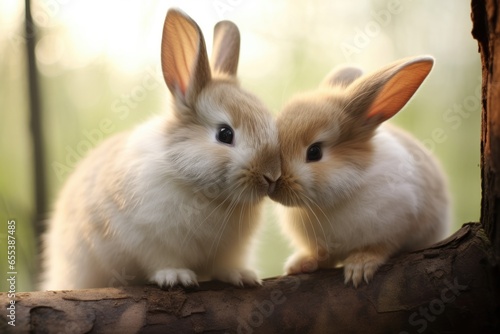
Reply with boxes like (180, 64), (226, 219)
(263, 173), (279, 195)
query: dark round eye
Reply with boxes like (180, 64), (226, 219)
(217, 125), (234, 145)
(306, 143), (322, 162)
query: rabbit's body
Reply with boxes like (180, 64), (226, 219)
(280, 124), (448, 268)
(270, 57), (450, 286)
(41, 11), (280, 290)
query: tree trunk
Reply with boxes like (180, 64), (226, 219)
(1, 1), (500, 333)
(473, 0), (500, 259)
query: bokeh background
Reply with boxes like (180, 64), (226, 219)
(0, 0), (480, 291)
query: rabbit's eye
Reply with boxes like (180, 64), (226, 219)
(306, 143), (322, 162)
(217, 125), (234, 145)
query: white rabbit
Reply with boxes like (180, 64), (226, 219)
(269, 56), (450, 287)
(40, 9), (281, 290)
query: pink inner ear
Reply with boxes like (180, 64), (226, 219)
(169, 68), (187, 96)
(178, 72), (188, 96)
(171, 39), (196, 97)
(366, 63), (432, 122)
(164, 59), (189, 97)
(162, 10), (207, 101)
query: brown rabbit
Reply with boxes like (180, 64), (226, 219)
(270, 56), (450, 287)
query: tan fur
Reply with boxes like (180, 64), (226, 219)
(211, 21), (240, 76)
(270, 56), (450, 287)
(321, 65), (363, 88)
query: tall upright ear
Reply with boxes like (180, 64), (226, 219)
(321, 65), (363, 88)
(349, 56), (434, 124)
(211, 21), (240, 76)
(161, 9), (211, 106)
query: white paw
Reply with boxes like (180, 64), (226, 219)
(284, 252), (318, 275)
(150, 268), (198, 288)
(214, 268), (261, 287)
(343, 252), (386, 288)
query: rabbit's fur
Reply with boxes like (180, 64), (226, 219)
(41, 9), (280, 290)
(270, 56), (450, 287)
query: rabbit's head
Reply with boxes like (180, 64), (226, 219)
(269, 56), (434, 208)
(161, 10), (280, 203)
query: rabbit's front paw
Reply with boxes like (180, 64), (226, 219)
(284, 252), (318, 275)
(343, 252), (386, 288)
(214, 268), (261, 287)
(150, 268), (198, 288)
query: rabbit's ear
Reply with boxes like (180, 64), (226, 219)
(321, 66), (363, 88)
(349, 56), (434, 124)
(211, 21), (240, 76)
(161, 9), (211, 106)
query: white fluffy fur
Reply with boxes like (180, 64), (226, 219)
(40, 10), (280, 290)
(281, 127), (449, 260)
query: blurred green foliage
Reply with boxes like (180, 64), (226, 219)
(0, 0), (480, 291)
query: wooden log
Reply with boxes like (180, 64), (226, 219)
(1, 224), (498, 333)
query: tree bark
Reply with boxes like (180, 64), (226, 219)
(0, 224), (498, 334)
(1, 1), (500, 333)
(473, 0), (500, 258)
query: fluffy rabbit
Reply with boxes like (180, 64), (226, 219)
(269, 56), (450, 287)
(40, 9), (280, 290)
